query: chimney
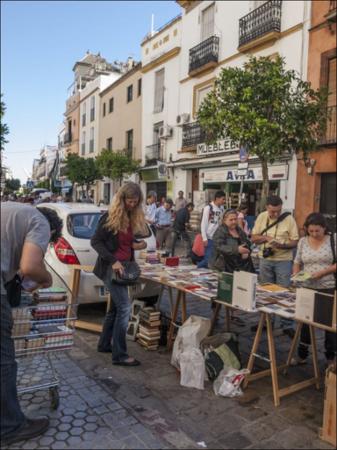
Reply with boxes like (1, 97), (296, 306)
(127, 56), (134, 71)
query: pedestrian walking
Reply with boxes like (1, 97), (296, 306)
(91, 182), (148, 366)
(197, 190), (226, 269)
(1, 202), (63, 446)
(237, 202), (250, 235)
(155, 198), (174, 250)
(170, 202), (194, 257)
(251, 195), (299, 336)
(175, 190), (187, 212)
(145, 191), (157, 235)
(291, 212), (336, 365)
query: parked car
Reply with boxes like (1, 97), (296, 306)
(37, 203), (160, 303)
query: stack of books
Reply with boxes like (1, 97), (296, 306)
(33, 287), (68, 303)
(136, 307), (161, 350)
(146, 253), (160, 264)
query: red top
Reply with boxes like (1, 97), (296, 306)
(113, 226), (133, 261)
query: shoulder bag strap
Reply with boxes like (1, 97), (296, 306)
(260, 212), (291, 235)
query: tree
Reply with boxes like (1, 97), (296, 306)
(197, 55), (328, 210)
(4, 178), (21, 194)
(96, 149), (141, 187)
(0, 94), (9, 151)
(64, 153), (102, 197)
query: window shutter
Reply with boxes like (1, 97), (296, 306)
(201, 4), (215, 41)
(154, 69), (165, 113)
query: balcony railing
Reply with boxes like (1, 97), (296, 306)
(189, 35), (219, 75)
(239, 0), (282, 48)
(145, 143), (163, 166)
(182, 122), (206, 148)
(321, 105), (337, 145)
(64, 132), (72, 144)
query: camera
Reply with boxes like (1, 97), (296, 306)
(262, 247), (274, 258)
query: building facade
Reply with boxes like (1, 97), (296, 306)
(295, 0), (336, 231)
(140, 14), (182, 201)
(99, 60), (142, 204)
(164, 0), (311, 214)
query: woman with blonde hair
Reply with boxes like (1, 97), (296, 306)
(91, 182), (148, 366)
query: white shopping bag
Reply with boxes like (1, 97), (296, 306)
(180, 348), (205, 390)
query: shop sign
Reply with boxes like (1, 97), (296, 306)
(197, 138), (240, 156)
(203, 165), (288, 183)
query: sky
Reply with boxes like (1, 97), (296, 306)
(1, 0), (181, 183)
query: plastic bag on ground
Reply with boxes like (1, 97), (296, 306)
(180, 348), (205, 390)
(213, 367), (250, 397)
(171, 315), (211, 369)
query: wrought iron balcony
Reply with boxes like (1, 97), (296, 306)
(182, 122), (206, 148)
(64, 132), (72, 144)
(329, 0), (337, 12)
(189, 35), (219, 76)
(145, 143), (163, 166)
(321, 105), (337, 145)
(239, 0), (282, 48)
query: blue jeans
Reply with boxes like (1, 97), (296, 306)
(197, 239), (213, 269)
(1, 293), (25, 437)
(258, 258), (293, 328)
(98, 269), (131, 362)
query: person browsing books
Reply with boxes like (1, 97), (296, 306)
(291, 212), (336, 365)
(91, 182), (148, 366)
(197, 191), (226, 269)
(251, 195), (299, 336)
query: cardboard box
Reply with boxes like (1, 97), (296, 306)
(320, 367), (336, 446)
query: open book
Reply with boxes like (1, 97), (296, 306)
(291, 271), (312, 282)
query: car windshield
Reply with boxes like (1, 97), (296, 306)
(67, 213), (102, 239)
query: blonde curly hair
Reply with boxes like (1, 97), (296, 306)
(105, 182), (147, 235)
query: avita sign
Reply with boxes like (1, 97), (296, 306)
(197, 138), (240, 156)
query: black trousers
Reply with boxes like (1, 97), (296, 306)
(298, 288), (336, 360)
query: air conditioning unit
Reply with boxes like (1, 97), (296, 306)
(159, 125), (173, 139)
(176, 113), (190, 125)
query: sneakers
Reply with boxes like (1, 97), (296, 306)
(282, 328), (295, 339)
(1, 417), (49, 445)
(290, 357), (307, 366)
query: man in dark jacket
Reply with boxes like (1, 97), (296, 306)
(170, 203), (194, 257)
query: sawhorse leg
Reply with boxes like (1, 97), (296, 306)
(209, 303), (231, 336)
(167, 290), (187, 351)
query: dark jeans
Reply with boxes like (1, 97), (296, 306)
(170, 229), (192, 257)
(1, 293), (25, 437)
(98, 269), (131, 362)
(298, 288), (336, 361)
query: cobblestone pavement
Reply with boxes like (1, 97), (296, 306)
(6, 241), (335, 449)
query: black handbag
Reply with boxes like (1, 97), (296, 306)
(111, 261), (141, 286)
(5, 274), (22, 307)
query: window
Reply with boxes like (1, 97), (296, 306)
(89, 127), (94, 153)
(106, 137), (113, 151)
(81, 131), (86, 155)
(138, 78), (142, 97)
(154, 69), (165, 113)
(327, 57), (336, 144)
(201, 3), (215, 41)
(193, 79), (215, 117)
(320, 173), (336, 216)
(126, 129), (133, 157)
(67, 213), (102, 239)
(82, 102), (86, 127)
(103, 102), (106, 117)
(109, 97), (114, 113)
(90, 96), (95, 121)
(127, 84), (133, 103)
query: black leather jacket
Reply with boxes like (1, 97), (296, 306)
(91, 213), (134, 280)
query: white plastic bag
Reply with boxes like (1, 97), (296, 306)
(180, 348), (205, 390)
(213, 367), (250, 397)
(171, 315), (211, 369)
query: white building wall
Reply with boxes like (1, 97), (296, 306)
(171, 0), (309, 211)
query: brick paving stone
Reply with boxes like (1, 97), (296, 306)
(37, 436), (55, 447)
(58, 423), (72, 432)
(92, 405), (109, 415)
(54, 431), (70, 441)
(82, 431), (97, 441)
(85, 415), (98, 423)
(83, 422), (98, 431)
(66, 436), (84, 447)
(59, 415), (73, 424)
(218, 431), (252, 449)
(52, 441), (68, 449)
(72, 419), (85, 427)
(69, 427), (83, 436)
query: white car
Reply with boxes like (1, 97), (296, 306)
(37, 202), (159, 304)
